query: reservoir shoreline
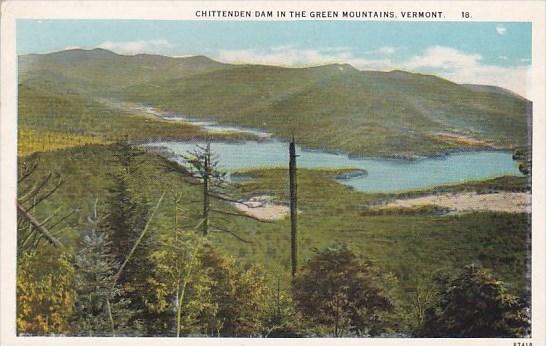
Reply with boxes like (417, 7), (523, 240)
(142, 140), (523, 193)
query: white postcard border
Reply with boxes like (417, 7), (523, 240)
(1, 1), (545, 345)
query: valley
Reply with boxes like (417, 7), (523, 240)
(15, 48), (532, 337)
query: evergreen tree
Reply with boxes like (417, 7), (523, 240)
(182, 141), (258, 242)
(101, 140), (149, 264)
(100, 140), (163, 335)
(71, 208), (135, 336)
(101, 171), (142, 264)
(182, 141), (226, 236)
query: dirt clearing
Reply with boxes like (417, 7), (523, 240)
(233, 195), (290, 221)
(380, 192), (530, 213)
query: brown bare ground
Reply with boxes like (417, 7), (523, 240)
(233, 195), (290, 221)
(433, 132), (496, 148)
(380, 192), (531, 214)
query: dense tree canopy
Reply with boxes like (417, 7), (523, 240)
(17, 248), (75, 335)
(417, 264), (530, 337)
(292, 245), (394, 337)
(15, 142), (531, 338)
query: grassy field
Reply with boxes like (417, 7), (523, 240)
(19, 144), (530, 300)
(18, 83), (255, 156)
(18, 128), (104, 156)
(232, 168), (530, 293)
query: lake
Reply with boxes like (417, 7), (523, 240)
(144, 140), (523, 193)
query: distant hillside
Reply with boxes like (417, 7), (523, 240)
(18, 49), (532, 158)
(19, 48), (230, 90)
(461, 84), (528, 101)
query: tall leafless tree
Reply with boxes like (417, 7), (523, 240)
(17, 159), (71, 254)
(289, 137), (298, 277)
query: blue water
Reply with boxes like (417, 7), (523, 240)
(145, 141), (523, 193)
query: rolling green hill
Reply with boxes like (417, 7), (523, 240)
(19, 48), (532, 158)
(17, 82), (252, 156)
(19, 48), (229, 90)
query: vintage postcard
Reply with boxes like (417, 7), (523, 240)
(1, 1), (545, 345)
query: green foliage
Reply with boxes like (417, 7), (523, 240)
(417, 265), (530, 337)
(121, 66), (529, 158)
(148, 204), (213, 336)
(17, 248), (75, 335)
(359, 205), (450, 216)
(18, 128), (104, 156)
(18, 82), (252, 157)
(15, 145), (531, 336)
(149, 239), (275, 337)
(19, 49), (225, 90)
(293, 244), (394, 336)
(100, 142), (150, 266)
(15, 47), (533, 337)
(262, 273), (305, 337)
(395, 175), (530, 198)
(235, 168), (530, 297)
(99, 141), (166, 335)
(513, 147), (531, 176)
(197, 246), (270, 337)
(70, 204), (139, 336)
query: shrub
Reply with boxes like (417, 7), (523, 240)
(292, 244), (393, 337)
(417, 264), (530, 337)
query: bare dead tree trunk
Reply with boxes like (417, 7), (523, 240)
(276, 275), (281, 319)
(176, 234), (202, 337)
(289, 137), (298, 277)
(182, 140), (258, 243)
(202, 142), (210, 236)
(173, 193), (183, 337)
(17, 202), (64, 248)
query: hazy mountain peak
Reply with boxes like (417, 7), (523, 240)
(45, 47), (119, 58)
(179, 55), (216, 62)
(306, 62), (359, 73)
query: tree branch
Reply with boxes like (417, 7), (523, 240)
(18, 173), (53, 203)
(21, 175), (63, 212)
(37, 206), (63, 226)
(18, 161), (38, 184)
(43, 209), (76, 230)
(112, 191), (166, 287)
(209, 193), (253, 207)
(210, 227), (252, 244)
(17, 202), (64, 248)
(210, 208), (273, 223)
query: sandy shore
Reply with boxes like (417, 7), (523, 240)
(232, 195), (290, 221)
(381, 192), (531, 214)
(432, 132), (496, 148)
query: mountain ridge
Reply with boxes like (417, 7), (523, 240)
(19, 48), (529, 100)
(18, 48), (531, 157)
